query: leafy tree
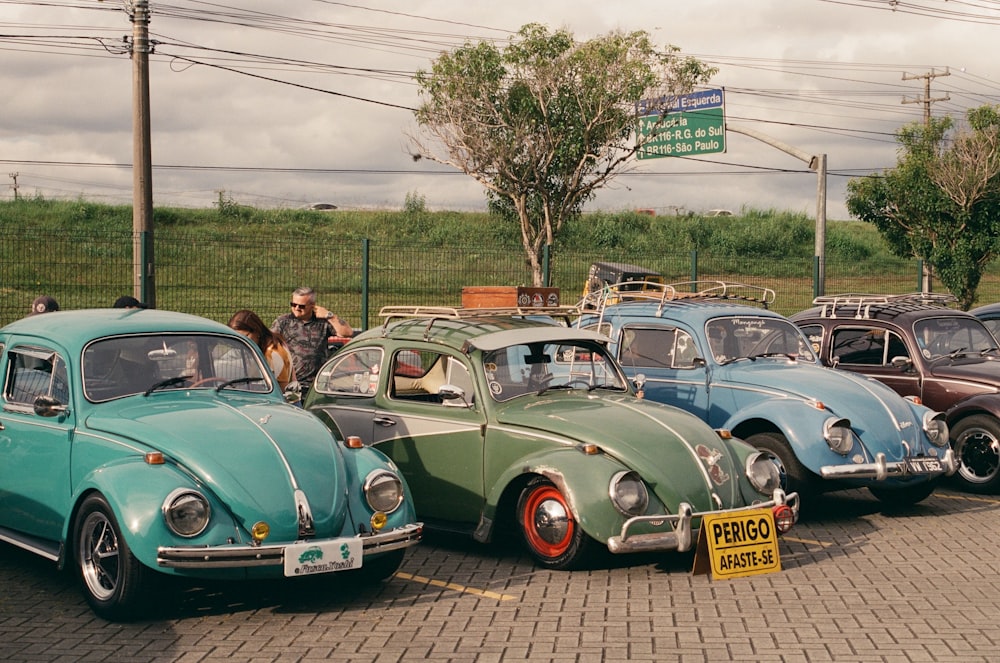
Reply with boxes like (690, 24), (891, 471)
(411, 23), (715, 285)
(846, 106), (1000, 309)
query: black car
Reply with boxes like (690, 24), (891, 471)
(791, 293), (1000, 493)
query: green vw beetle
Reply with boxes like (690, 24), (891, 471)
(0, 309), (421, 620)
(304, 306), (798, 570)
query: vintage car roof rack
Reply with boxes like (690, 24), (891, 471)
(580, 280), (775, 313)
(812, 292), (957, 319)
(379, 305), (582, 339)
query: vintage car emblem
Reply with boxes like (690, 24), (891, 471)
(696, 444), (729, 485)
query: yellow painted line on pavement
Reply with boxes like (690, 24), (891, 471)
(781, 536), (833, 548)
(934, 493), (1000, 504)
(394, 571), (517, 601)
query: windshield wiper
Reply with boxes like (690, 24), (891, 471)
(980, 347), (1000, 357)
(216, 376), (265, 392)
(144, 375), (194, 396)
(748, 352), (798, 361)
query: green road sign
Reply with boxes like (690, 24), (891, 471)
(637, 89), (726, 159)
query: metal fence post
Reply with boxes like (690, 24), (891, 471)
(543, 244), (551, 287)
(690, 250), (698, 285)
(916, 259), (923, 292)
(361, 238), (370, 331)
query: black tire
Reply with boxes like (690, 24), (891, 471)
(746, 431), (817, 498)
(868, 480), (937, 506)
(73, 493), (150, 621)
(516, 477), (593, 570)
(951, 415), (1000, 493)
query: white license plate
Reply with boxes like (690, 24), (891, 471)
(906, 458), (942, 474)
(284, 538), (363, 577)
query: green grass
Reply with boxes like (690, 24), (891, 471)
(2, 197), (997, 325)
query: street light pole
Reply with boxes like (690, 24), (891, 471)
(131, 0), (155, 307)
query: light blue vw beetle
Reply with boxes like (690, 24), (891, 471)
(0, 309), (421, 620)
(577, 282), (956, 505)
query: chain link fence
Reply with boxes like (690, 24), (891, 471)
(2, 229), (994, 328)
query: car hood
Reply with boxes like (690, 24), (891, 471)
(925, 359), (1000, 389)
(721, 360), (919, 418)
(85, 394), (348, 539)
(493, 392), (745, 512)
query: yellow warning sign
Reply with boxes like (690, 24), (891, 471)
(693, 507), (781, 579)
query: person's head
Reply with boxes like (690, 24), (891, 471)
(228, 309), (276, 351)
(289, 286), (317, 321)
(113, 295), (148, 309)
(29, 295), (60, 316)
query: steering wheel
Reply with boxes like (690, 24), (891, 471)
(189, 376), (228, 387)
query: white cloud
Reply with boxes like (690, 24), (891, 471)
(2, 0), (998, 218)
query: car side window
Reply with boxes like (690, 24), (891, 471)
(390, 350), (471, 405)
(5, 347), (70, 406)
(619, 327), (680, 368)
(982, 319), (1000, 340)
(313, 348), (382, 395)
(832, 327), (894, 366)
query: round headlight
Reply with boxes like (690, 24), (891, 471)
(162, 489), (211, 537)
(923, 411), (950, 447)
(746, 451), (783, 494)
(823, 417), (854, 455)
(364, 470), (404, 514)
(609, 470), (649, 516)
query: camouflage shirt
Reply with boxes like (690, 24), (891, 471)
(271, 313), (334, 390)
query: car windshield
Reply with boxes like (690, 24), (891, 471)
(705, 316), (816, 365)
(83, 333), (270, 401)
(913, 317), (997, 360)
(481, 340), (627, 402)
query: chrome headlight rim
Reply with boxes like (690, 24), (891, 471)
(363, 469), (405, 514)
(162, 488), (211, 538)
(609, 470), (649, 517)
(823, 417), (854, 455)
(745, 451), (783, 494)
(923, 411), (950, 447)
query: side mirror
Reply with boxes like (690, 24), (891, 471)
(33, 395), (68, 417)
(438, 384), (471, 407)
(890, 356), (913, 371)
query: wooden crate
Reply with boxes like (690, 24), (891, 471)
(462, 286), (560, 308)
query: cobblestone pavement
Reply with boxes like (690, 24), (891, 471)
(2, 486), (998, 663)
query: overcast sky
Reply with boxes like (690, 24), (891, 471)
(2, 0), (999, 220)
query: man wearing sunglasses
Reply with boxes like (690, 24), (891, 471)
(271, 286), (353, 394)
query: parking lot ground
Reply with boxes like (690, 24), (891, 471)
(2, 486), (999, 662)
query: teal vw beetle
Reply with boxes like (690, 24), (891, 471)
(0, 309), (421, 620)
(304, 306), (798, 571)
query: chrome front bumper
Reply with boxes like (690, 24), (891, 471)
(157, 522), (423, 570)
(819, 448), (957, 481)
(606, 489), (798, 555)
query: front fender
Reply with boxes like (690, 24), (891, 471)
(946, 393), (1000, 424)
(482, 448), (665, 548)
(66, 458), (240, 572)
(727, 398), (843, 473)
(338, 444), (419, 534)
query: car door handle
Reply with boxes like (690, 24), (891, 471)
(374, 416), (396, 427)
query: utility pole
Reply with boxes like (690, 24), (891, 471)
(902, 68), (951, 126)
(726, 124), (827, 297)
(902, 67), (950, 293)
(8, 172), (18, 200)
(130, 0), (155, 307)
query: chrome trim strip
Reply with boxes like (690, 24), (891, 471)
(819, 448), (957, 479)
(607, 490), (797, 554)
(156, 523), (423, 569)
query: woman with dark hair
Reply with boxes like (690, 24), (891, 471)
(227, 309), (296, 391)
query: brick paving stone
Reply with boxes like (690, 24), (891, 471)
(2, 489), (1000, 661)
